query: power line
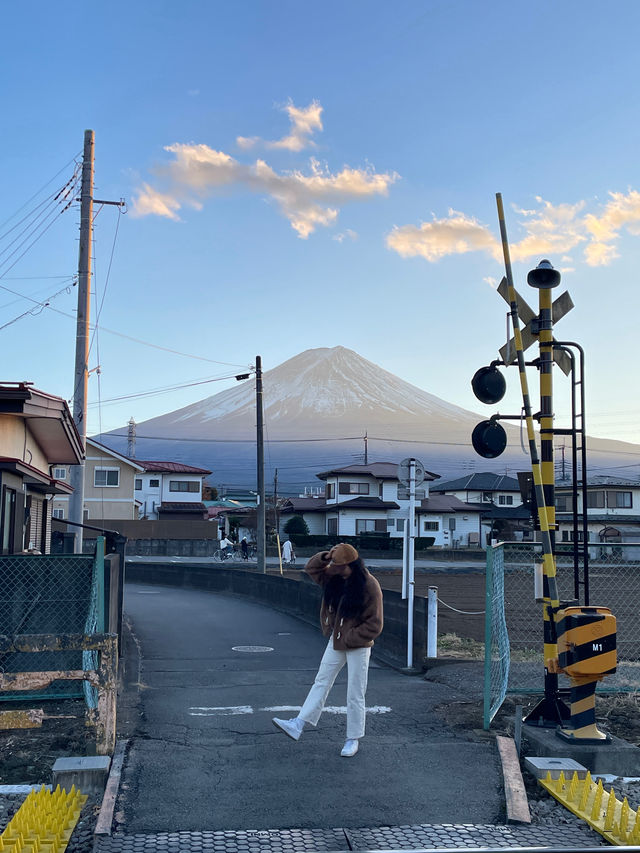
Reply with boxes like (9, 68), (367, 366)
(87, 371), (244, 406)
(0, 152), (81, 232)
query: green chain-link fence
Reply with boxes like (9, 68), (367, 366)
(484, 541), (640, 727)
(0, 543), (104, 703)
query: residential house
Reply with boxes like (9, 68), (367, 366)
(0, 382), (83, 554)
(52, 438), (144, 521)
(431, 472), (532, 544)
(555, 476), (640, 548)
(279, 462), (482, 548)
(135, 460), (211, 520)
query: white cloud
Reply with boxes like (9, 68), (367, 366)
(484, 276), (498, 289)
(386, 191), (640, 268)
(132, 142), (396, 238)
(131, 183), (182, 220)
(237, 100), (323, 152)
(333, 229), (358, 242)
(386, 210), (499, 261)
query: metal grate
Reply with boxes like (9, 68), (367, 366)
(0, 550), (103, 702)
(484, 541), (640, 725)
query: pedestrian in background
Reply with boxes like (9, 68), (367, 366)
(272, 543), (383, 757)
(282, 537), (295, 564)
(241, 537), (249, 560)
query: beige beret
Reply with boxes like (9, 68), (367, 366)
(330, 543), (359, 565)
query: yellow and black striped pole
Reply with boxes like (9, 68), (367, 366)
(556, 605), (616, 742)
(495, 195), (567, 725)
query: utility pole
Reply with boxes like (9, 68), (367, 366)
(256, 356), (266, 572)
(68, 130), (95, 552)
(127, 417), (136, 458)
(364, 431), (368, 465)
(68, 129), (125, 552)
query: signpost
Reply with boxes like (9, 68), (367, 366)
(397, 457), (425, 669)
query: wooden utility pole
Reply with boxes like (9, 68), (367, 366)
(68, 129), (94, 551)
(256, 356), (266, 571)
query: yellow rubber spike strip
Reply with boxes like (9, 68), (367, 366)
(0, 784), (87, 852)
(539, 770), (640, 845)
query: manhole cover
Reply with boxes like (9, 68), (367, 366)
(232, 645), (274, 653)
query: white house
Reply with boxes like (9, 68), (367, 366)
(556, 475), (640, 548)
(431, 472), (532, 545)
(280, 462), (482, 548)
(135, 460), (211, 519)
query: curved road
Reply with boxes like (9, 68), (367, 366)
(115, 581), (501, 834)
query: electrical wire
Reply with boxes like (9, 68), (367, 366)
(87, 372), (244, 406)
(0, 278), (77, 332)
(0, 153), (81, 232)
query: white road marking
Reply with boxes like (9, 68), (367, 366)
(189, 706), (253, 716)
(188, 704), (392, 717)
(263, 705), (391, 715)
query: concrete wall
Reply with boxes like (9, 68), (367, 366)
(124, 562), (428, 670)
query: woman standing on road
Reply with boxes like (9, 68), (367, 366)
(272, 543), (383, 757)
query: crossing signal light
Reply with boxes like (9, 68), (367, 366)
(472, 419), (507, 458)
(471, 365), (506, 405)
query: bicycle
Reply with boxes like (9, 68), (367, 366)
(213, 548), (236, 562)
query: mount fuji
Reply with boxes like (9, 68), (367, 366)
(97, 346), (639, 495)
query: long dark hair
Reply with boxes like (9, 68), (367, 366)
(323, 558), (368, 618)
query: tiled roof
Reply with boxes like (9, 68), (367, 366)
(431, 472), (521, 492)
(327, 496), (400, 510)
(158, 502), (207, 513)
(418, 495), (481, 514)
(281, 497), (329, 513)
(315, 461), (440, 482)
(135, 460), (212, 474)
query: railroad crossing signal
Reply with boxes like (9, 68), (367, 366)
(496, 277), (574, 375)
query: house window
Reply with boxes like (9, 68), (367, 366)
(607, 491), (632, 509)
(94, 468), (119, 487)
(327, 517), (338, 535)
(498, 495), (513, 505)
(169, 480), (200, 493)
(326, 483), (335, 499)
(149, 479), (160, 488)
(53, 467), (67, 480)
(423, 521), (439, 531)
(562, 529), (589, 542)
(52, 508), (65, 519)
(135, 479), (142, 490)
(396, 518), (405, 532)
(586, 490), (605, 508)
(387, 518), (395, 529)
(397, 486), (426, 500)
(1, 487), (17, 554)
(339, 482), (370, 495)
(482, 492), (492, 502)
(355, 519), (386, 534)
(556, 494), (570, 512)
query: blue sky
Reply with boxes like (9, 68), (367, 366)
(3, 0), (640, 456)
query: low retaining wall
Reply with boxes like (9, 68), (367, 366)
(125, 562), (428, 671)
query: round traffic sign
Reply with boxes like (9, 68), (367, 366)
(397, 458), (426, 487)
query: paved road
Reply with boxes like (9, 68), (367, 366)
(115, 581), (501, 834)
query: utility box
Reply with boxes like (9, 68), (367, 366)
(557, 606), (616, 678)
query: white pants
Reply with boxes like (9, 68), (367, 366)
(298, 639), (371, 739)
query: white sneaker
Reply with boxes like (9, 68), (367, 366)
(341, 738), (359, 757)
(272, 717), (304, 741)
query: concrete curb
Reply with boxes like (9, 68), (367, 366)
(93, 738), (128, 848)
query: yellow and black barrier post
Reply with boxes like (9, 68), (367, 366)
(556, 606), (617, 743)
